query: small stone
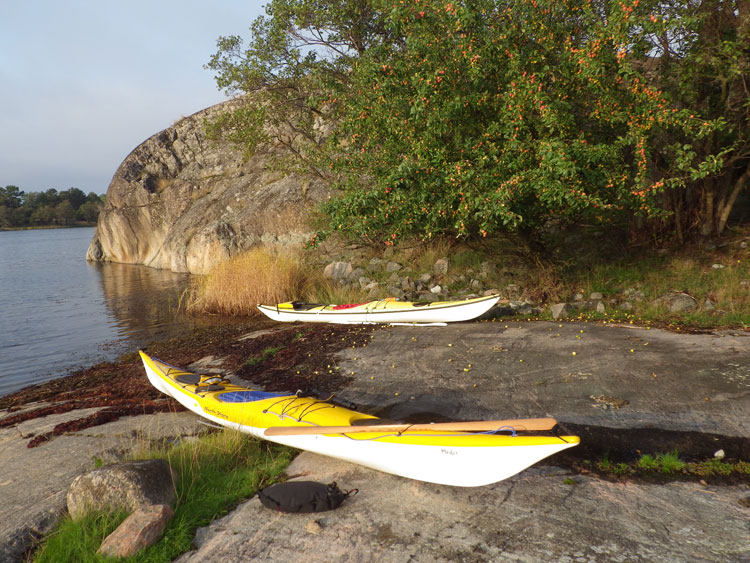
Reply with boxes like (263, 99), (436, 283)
(367, 258), (385, 272)
(711, 264), (725, 270)
(573, 293), (584, 302)
(714, 449), (725, 460)
(622, 288), (646, 302)
(590, 292), (603, 301)
(430, 285), (442, 294)
(305, 520), (323, 535)
(550, 303), (570, 320)
(323, 261), (353, 280)
(434, 258), (449, 275)
(349, 267), (366, 280)
(619, 301), (634, 312)
(97, 504), (173, 558)
(385, 261), (402, 273)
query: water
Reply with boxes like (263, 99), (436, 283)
(0, 227), (209, 397)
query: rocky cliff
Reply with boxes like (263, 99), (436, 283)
(86, 99), (330, 274)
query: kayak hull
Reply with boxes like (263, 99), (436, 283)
(140, 351), (578, 487)
(257, 294), (500, 324)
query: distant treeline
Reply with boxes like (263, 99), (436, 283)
(0, 185), (105, 229)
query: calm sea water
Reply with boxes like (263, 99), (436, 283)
(0, 227), (209, 397)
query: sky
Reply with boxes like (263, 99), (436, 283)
(0, 1), (267, 195)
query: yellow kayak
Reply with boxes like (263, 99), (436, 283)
(140, 351), (579, 486)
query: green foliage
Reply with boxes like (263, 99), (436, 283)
(209, 0), (748, 245)
(0, 185), (104, 229)
(321, 0), (727, 244)
(205, 0), (386, 176)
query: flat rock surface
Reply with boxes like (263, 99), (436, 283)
(181, 320), (750, 563)
(178, 452), (749, 563)
(335, 321), (750, 437)
(0, 410), (204, 562)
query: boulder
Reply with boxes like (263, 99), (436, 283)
(67, 459), (176, 520)
(622, 288), (646, 302)
(433, 258), (449, 275)
(323, 261), (353, 280)
(367, 258), (385, 272)
(87, 98), (331, 274)
(550, 303), (570, 319)
(97, 504), (173, 558)
(652, 292), (698, 313)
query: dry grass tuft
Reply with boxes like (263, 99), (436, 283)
(187, 247), (308, 316)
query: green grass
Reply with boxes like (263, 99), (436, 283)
(595, 454), (631, 475)
(33, 430), (295, 562)
(555, 250), (750, 328)
(34, 510), (128, 563)
(593, 449), (748, 479)
(244, 346), (282, 367)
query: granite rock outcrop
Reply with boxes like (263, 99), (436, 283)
(87, 98), (330, 274)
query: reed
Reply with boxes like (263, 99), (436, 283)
(186, 247), (308, 316)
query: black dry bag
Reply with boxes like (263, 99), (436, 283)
(257, 481), (357, 513)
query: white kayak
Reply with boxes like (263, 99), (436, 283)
(258, 294), (501, 324)
(140, 351), (579, 487)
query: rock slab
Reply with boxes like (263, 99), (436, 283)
(177, 452), (750, 563)
(87, 98), (331, 274)
(97, 504), (173, 558)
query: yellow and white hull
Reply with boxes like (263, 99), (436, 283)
(258, 294), (501, 324)
(140, 351), (578, 487)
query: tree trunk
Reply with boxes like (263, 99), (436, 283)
(700, 184), (715, 236)
(716, 168), (749, 235)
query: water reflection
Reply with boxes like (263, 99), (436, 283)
(95, 262), (193, 342)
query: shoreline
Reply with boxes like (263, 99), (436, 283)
(0, 319), (381, 446)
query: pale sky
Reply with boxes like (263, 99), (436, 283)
(0, 1), (266, 195)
